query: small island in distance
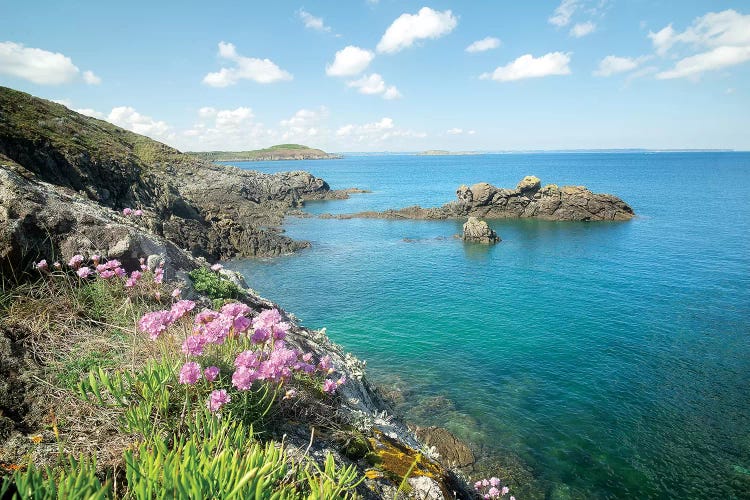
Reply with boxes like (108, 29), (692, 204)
(188, 143), (342, 162)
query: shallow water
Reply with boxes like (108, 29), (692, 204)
(225, 153), (750, 498)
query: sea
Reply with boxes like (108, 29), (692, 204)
(222, 152), (750, 499)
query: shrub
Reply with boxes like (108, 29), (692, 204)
(188, 267), (240, 301)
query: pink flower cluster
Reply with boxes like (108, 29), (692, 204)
(474, 478), (513, 500)
(138, 299), (196, 340)
(122, 207), (144, 216)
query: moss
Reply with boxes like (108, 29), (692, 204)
(340, 434), (371, 461)
(367, 429), (443, 482)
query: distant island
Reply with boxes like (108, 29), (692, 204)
(417, 150), (483, 156)
(188, 144), (342, 162)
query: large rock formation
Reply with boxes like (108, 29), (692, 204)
(0, 86), (354, 262)
(462, 217), (500, 244)
(322, 175), (635, 222)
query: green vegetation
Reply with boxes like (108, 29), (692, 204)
(189, 266), (241, 304)
(187, 144), (339, 162)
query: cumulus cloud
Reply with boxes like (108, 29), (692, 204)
(650, 10), (750, 79)
(376, 7), (457, 54)
(326, 46), (375, 77)
(279, 107), (329, 142)
(446, 128), (476, 135)
(465, 37), (501, 53)
(298, 9), (331, 33)
(480, 52), (571, 82)
(594, 55), (646, 77)
(202, 41), (292, 87)
(0, 41), (100, 85)
(346, 73), (402, 99)
(336, 118), (425, 144)
(107, 106), (173, 141)
(570, 21), (596, 38)
(549, 0), (579, 27)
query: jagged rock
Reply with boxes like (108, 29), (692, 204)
(332, 176), (634, 222)
(462, 217), (500, 244)
(414, 426), (476, 471)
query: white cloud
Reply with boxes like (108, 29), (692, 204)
(570, 21), (596, 38)
(376, 7), (457, 54)
(650, 10), (750, 79)
(202, 41), (292, 86)
(465, 37), (501, 53)
(107, 107), (173, 141)
(480, 52), (571, 82)
(656, 45), (750, 79)
(82, 70), (101, 85)
(279, 107), (329, 142)
(0, 41), (100, 85)
(447, 128), (463, 135)
(326, 46), (375, 77)
(594, 55), (644, 76)
(346, 73), (402, 99)
(336, 118), (425, 144)
(549, 0), (579, 27)
(298, 9), (331, 33)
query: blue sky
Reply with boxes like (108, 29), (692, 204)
(2, 0), (749, 151)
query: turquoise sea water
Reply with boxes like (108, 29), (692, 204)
(224, 153), (750, 499)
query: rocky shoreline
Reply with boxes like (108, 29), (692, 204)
(321, 175), (634, 222)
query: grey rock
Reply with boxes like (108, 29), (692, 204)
(462, 217), (500, 244)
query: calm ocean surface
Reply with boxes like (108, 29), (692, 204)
(224, 153), (750, 499)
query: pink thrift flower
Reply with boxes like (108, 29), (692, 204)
(171, 288), (181, 298)
(170, 300), (196, 320)
(318, 355), (332, 373)
(91, 255), (100, 265)
(194, 309), (219, 326)
(106, 259), (122, 270)
(337, 375), (347, 387)
(501, 487), (510, 496)
(323, 379), (337, 394)
(138, 310), (174, 340)
(252, 308), (282, 330)
(482, 479), (490, 487)
(99, 269), (115, 279)
(35, 260), (48, 271)
(210, 263), (223, 272)
(96, 264), (107, 273)
(475, 481), (483, 490)
(204, 366), (220, 382)
(250, 327), (270, 345)
(179, 362), (201, 385)
(233, 315), (251, 334)
(203, 314), (232, 344)
(302, 353), (313, 363)
(207, 389), (230, 412)
(68, 255), (84, 268)
(489, 478), (501, 488)
(232, 366), (257, 391)
(488, 487), (500, 498)
(114, 267), (126, 277)
(133, 209), (143, 216)
(122, 208), (133, 215)
(182, 335), (207, 357)
(76, 266), (92, 278)
(220, 302), (251, 318)
(283, 388), (297, 400)
(154, 267), (164, 284)
(510, 496), (516, 500)
(234, 350), (259, 369)
(53, 261), (61, 269)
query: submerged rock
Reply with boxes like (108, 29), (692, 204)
(462, 217), (500, 244)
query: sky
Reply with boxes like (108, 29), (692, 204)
(1, 0), (749, 152)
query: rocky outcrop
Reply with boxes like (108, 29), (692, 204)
(0, 87), (355, 260)
(322, 176), (635, 222)
(414, 426), (476, 473)
(462, 217), (500, 244)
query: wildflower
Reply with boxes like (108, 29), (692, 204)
(35, 260), (48, 271)
(488, 487), (500, 498)
(194, 309), (219, 326)
(76, 266), (92, 278)
(134, 209), (143, 216)
(250, 327), (270, 344)
(154, 267), (164, 284)
(182, 335), (207, 357)
(114, 267), (126, 277)
(204, 366), (220, 382)
(220, 302), (251, 318)
(252, 308), (282, 330)
(323, 379), (337, 394)
(207, 389), (231, 412)
(489, 478), (500, 488)
(337, 375), (347, 387)
(302, 353), (312, 363)
(482, 479), (489, 487)
(68, 255), (84, 268)
(122, 208), (133, 215)
(171, 288), (181, 298)
(232, 366), (257, 391)
(283, 388), (297, 400)
(99, 269), (115, 279)
(318, 355), (332, 373)
(210, 263), (223, 272)
(179, 362), (201, 385)
(501, 487), (510, 496)
(138, 310), (174, 340)
(475, 481), (483, 490)
(106, 259), (122, 269)
(203, 314), (232, 344)
(91, 255), (100, 265)
(154, 291), (161, 301)
(170, 300), (196, 320)
(234, 350), (260, 369)
(53, 261), (61, 269)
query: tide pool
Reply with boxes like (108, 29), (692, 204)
(224, 153), (750, 498)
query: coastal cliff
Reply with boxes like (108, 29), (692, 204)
(188, 144), (342, 162)
(0, 87), (480, 498)
(0, 87), (353, 261)
(322, 175), (635, 222)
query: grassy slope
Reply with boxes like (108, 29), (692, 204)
(187, 144), (337, 161)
